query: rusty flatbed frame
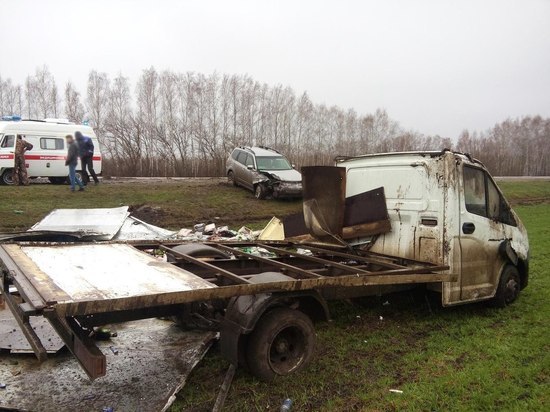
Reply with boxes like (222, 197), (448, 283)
(0, 240), (453, 380)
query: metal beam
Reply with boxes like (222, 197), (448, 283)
(45, 312), (106, 380)
(160, 245), (250, 285)
(210, 243), (323, 279)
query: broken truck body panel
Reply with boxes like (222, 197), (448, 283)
(0, 239), (452, 380)
(335, 150), (529, 306)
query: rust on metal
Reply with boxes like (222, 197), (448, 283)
(301, 166), (346, 238)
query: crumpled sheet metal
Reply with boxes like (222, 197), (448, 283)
(0, 318), (216, 412)
(28, 206), (130, 240)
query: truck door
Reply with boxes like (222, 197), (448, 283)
(459, 165), (506, 301)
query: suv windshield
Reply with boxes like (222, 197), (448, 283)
(256, 156), (292, 171)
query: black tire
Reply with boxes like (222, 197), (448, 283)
(246, 307), (315, 382)
(1, 169), (14, 185)
(492, 265), (521, 308)
(48, 177), (65, 185)
(254, 183), (267, 200)
(227, 171), (237, 187)
(170, 244), (230, 260)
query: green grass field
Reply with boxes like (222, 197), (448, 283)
(0, 178), (548, 411)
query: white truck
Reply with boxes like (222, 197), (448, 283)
(335, 150), (529, 307)
(0, 119), (102, 185)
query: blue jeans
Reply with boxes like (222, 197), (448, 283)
(68, 163), (84, 191)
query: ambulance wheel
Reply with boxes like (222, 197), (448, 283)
(48, 177), (65, 185)
(246, 307), (315, 382)
(492, 265), (521, 308)
(66, 171), (86, 185)
(1, 169), (14, 185)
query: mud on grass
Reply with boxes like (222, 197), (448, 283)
(0, 179), (302, 232)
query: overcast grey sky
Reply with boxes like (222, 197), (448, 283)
(1, 0), (549, 137)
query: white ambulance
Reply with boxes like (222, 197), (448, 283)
(0, 119), (102, 185)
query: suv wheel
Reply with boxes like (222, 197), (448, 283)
(255, 183), (267, 200)
(227, 171), (237, 186)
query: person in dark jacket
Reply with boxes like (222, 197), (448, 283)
(65, 134), (85, 192)
(75, 131), (99, 185)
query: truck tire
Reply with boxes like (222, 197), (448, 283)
(254, 183), (267, 200)
(246, 307), (315, 382)
(492, 265), (521, 308)
(171, 244), (230, 260)
(1, 169), (14, 185)
(227, 171), (237, 187)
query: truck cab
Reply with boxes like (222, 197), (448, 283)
(336, 150), (529, 306)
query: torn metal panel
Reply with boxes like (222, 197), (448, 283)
(112, 216), (176, 241)
(301, 166), (346, 238)
(29, 206), (130, 240)
(0, 319), (216, 412)
(342, 187), (392, 239)
(283, 212), (308, 238)
(344, 187), (390, 227)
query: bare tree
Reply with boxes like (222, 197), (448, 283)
(86, 70), (110, 141)
(64, 81), (85, 123)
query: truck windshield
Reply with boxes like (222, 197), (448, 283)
(256, 156), (292, 170)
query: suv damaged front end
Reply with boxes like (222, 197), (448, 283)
(253, 169), (303, 199)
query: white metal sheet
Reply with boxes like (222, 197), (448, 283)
(29, 206), (130, 240)
(113, 216), (176, 240)
(21, 244), (215, 303)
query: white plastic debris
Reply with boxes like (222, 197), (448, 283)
(389, 389), (403, 394)
(204, 223), (216, 234)
(177, 228), (193, 237)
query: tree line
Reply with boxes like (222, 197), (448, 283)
(1, 66), (548, 176)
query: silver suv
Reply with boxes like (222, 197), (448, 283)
(226, 146), (302, 199)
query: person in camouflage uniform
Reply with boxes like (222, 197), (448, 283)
(13, 135), (33, 186)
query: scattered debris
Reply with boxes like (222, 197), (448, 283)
(0, 319), (216, 412)
(389, 389), (403, 394)
(258, 217), (285, 240)
(280, 398), (293, 411)
(0, 383), (6, 389)
(109, 346), (119, 355)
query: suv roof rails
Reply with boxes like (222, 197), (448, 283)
(256, 145), (281, 154)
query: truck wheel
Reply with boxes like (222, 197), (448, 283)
(492, 265), (521, 308)
(254, 183), (267, 200)
(1, 169), (14, 185)
(246, 307), (315, 382)
(227, 171), (237, 187)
